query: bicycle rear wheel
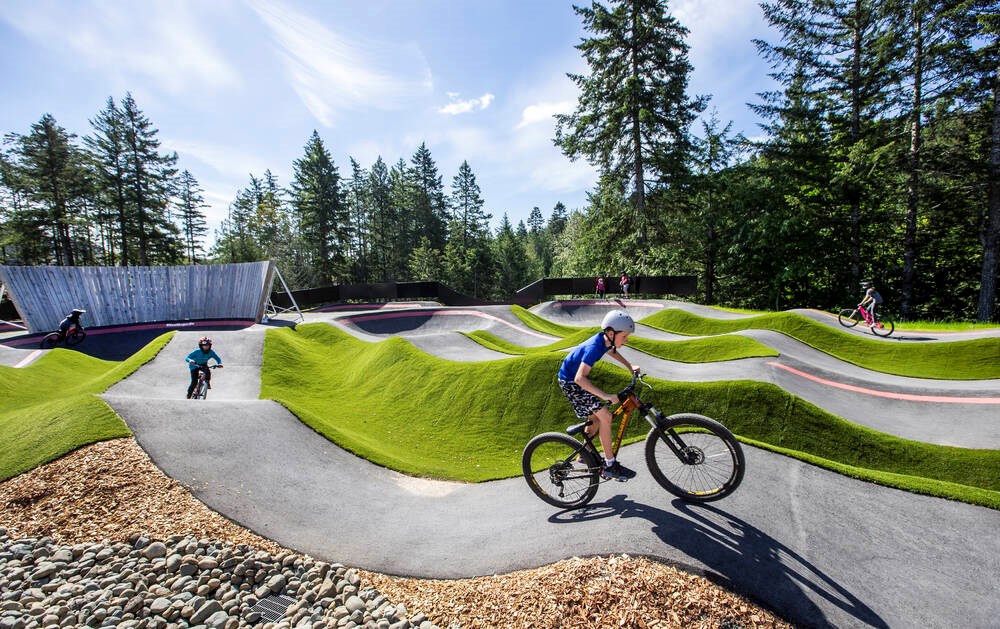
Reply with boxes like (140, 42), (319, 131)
(645, 413), (745, 502)
(522, 432), (600, 509)
(837, 308), (862, 328)
(871, 317), (894, 337)
(66, 329), (86, 346)
(39, 333), (61, 349)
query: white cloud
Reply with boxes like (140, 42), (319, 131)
(438, 93), (496, 116)
(1, 0), (240, 94)
(249, 0), (433, 127)
(162, 137), (272, 181)
(516, 100), (573, 129)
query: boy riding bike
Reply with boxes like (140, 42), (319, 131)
(186, 336), (223, 399)
(556, 310), (641, 481)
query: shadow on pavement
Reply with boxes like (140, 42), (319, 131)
(548, 495), (888, 629)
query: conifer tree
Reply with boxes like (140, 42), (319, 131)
(410, 143), (448, 251)
(367, 157), (397, 281)
(176, 169), (208, 264)
(556, 0), (703, 249)
(5, 114), (89, 265)
(85, 97), (131, 265)
(121, 93), (181, 265)
(290, 131), (349, 285)
(388, 158), (416, 280)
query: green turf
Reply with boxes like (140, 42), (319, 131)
(463, 328), (779, 363)
(895, 320), (1000, 331)
(261, 323), (1000, 509)
(0, 332), (173, 481)
(461, 327), (598, 354)
(641, 309), (1000, 380)
(509, 305), (581, 337)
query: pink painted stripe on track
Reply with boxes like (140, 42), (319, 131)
(770, 361), (1000, 404)
(340, 309), (555, 340)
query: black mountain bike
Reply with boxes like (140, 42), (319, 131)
(522, 373), (745, 509)
(190, 364), (221, 400)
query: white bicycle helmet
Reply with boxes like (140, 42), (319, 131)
(601, 310), (635, 334)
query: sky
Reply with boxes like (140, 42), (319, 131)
(0, 0), (778, 242)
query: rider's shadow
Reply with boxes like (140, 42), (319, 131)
(549, 495), (887, 629)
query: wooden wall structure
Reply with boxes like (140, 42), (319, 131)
(0, 262), (275, 333)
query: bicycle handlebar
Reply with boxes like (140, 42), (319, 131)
(616, 371), (646, 401)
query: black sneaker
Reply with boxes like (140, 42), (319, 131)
(601, 461), (636, 482)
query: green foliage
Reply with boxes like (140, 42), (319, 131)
(0, 333), (173, 481)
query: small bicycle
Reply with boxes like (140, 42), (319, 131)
(522, 373), (745, 509)
(190, 364), (222, 400)
(837, 304), (894, 337)
(40, 322), (87, 349)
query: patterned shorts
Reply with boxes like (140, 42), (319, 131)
(558, 379), (604, 418)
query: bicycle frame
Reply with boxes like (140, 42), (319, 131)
(856, 305), (874, 325)
(604, 375), (699, 463)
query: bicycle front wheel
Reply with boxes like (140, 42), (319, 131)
(522, 432), (600, 509)
(645, 413), (745, 502)
(195, 380), (208, 400)
(837, 308), (861, 328)
(871, 317), (894, 337)
(40, 333), (61, 349)
(66, 329), (86, 346)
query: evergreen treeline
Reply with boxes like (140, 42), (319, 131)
(1, 0), (997, 321)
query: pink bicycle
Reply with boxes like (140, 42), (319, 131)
(838, 304), (894, 337)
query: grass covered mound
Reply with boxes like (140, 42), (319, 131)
(509, 305), (581, 337)
(261, 324), (1000, 509)
(462, 327), (598, 354)
(642, 309), (1000, 380)
(0, 332), (173, 481)
(463, 327), (779, 363)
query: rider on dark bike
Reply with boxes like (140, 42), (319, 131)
(58, 308), (86, 338)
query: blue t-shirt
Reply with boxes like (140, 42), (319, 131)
(186, 348), (222, 370)
(558, 332), (610, 381)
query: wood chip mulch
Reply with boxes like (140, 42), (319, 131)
(0, 438), (793, 628)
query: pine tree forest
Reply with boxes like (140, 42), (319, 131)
(1, 1), (997, 321)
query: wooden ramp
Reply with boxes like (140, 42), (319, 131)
(0, 262), (275, 333)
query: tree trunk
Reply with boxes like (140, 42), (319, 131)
(901, 4), (924, 318)
(977, 61), (1000, 322)
(849, 0), (863, 285)
(629, 5), (646, 249)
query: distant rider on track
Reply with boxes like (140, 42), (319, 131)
(186, 336), (223, 399)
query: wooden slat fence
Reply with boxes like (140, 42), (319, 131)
(0, 262), (274, 333)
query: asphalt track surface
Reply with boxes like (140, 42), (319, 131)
(6, 302), (1000, 628)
